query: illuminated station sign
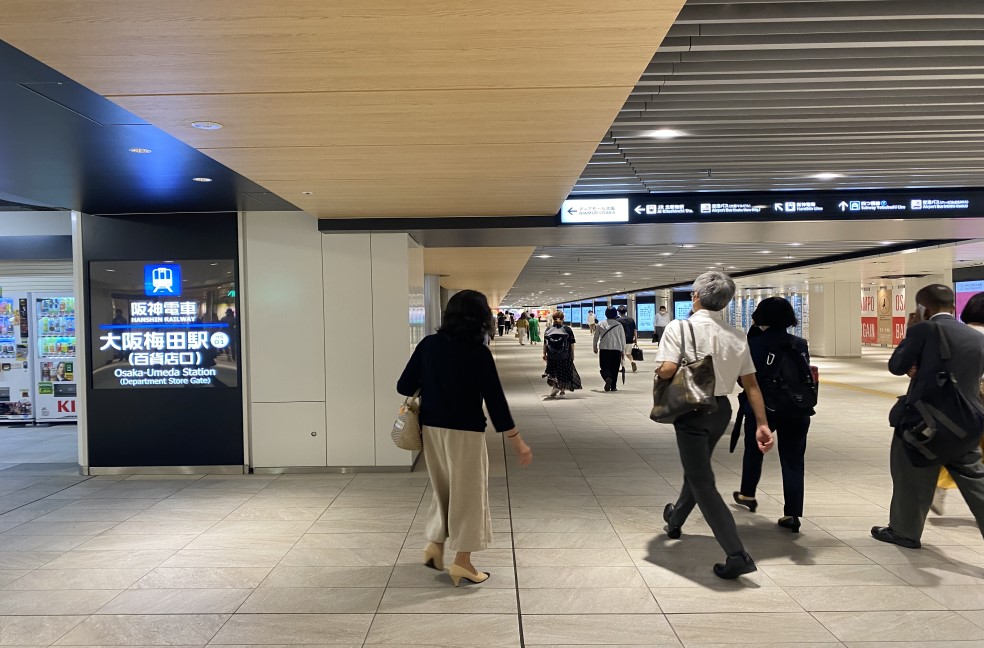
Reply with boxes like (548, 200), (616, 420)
(559, 190), (980, 224)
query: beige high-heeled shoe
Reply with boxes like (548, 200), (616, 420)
(448, 564), (490, 587)
(423, 543), (444, 571)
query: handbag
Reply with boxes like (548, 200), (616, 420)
(650, 320), (717, 424)
(391, 392), (423, 452)
(891, 322), (984, 467)
(631, 345), (644, 362)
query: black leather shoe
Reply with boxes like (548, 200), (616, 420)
(778, 516), (801, 533)
(732, 491), (758, 513)
(713, 552), (757, 580)
(663, 503), (681, 539)
(604, 379), (612, 392)
(870, 526), (921, 549)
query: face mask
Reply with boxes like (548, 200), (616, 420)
(917, 304), (927, 320)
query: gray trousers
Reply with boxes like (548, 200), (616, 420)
(667, 397), (745, 556)
(889, 434), (984, 540)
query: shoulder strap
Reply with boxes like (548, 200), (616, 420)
(934, 321), (953, 362)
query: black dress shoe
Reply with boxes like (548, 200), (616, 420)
(713, 552), (757, 580)
(604, 379), (612, 392)
(663, 503), (681, 539)
(732, 491), (758, 513)
(870, 526), (921, 549)
(778, 516), (801, 533)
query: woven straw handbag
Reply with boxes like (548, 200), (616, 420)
(392, 392), (422, 451)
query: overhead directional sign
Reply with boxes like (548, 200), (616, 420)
(557, 189), (980, 225)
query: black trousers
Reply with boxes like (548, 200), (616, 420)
(889, 435), (984, 540)
(740, 411), (810, 517)
(667, 397), (745, 556)
(598, 349), (622, 387)
(654, 326), (666, 343)
(497, 325), (504, 336)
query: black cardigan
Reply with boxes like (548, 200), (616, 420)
(397, 333), (515, 433)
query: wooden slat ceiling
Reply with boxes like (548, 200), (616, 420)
(0, 0), (686, 218)
(573, 0), (984, 195)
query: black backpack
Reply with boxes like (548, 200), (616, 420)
(544, 329), (571, 360)
(758, 335), (818, 414)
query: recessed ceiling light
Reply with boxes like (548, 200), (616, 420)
(210, 262), (218, 266)
(651, 263), (664, 267)
(191, 121), (223, 130)
(128, 147), (152, 154)
(681, 244), (696, 249)
(193, 177), (212, 183)
(105, 269), (115, 272)
(597, 280), (605, 283)
(301, 191), (313, 196)
(649, 128), (685, 140)
(901, 248), (918, 254)
(879, 241), (895, 245)
(788, 242), (803, 247)
(813, 172), (844, 180)
(660, 252), (673, 256)
(760, 250), (772, 254)
(535, 254), (552, 259)
(727, 266), (737, 269)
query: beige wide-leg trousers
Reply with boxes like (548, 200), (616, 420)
(423, 426), (492, 553)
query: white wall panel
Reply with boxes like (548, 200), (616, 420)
(243, 211), (326, 403)
(323, 233), (376, 466)
(371, 233), (415, 468)
(251, 402), (327, 467)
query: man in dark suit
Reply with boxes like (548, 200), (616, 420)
(872, 284), (984, 548)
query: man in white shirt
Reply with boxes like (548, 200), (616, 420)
(655, 271), (774, 580)
(587, 310), (597, 334)
(593, 307), (626, 392)
(654, 305), (671, 344)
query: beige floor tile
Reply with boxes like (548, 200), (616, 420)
(41, 549), (174, 570)
(366, 613), (519, 646)
(75, 534), (197, 551)
(4, 567), (148, 590)
(512, 531), (624, 549)
(183, 534), (300, 551)
(98, 588), (251, 614)
(293, 533), (406, 549)
(515, 547), (634, 567)
(654, 586), (802, 613)
(883, 562), (984, 586)
(280, 547), (399, 567)
(784, 585), (945, 611)
(920, 585), (984, 610)
(761, 564), (907, 587)
(224, 506), (327, 521)
(667, 612), (837, 644)
(134, 567), (271, 589)
(815, 610), (984, 642)
(160, 548), (287, 568)
(387, 564), (516, 589)
(523, 614), (679, 646)
(518, 565), (647, 589)
(260, 565), (393, 588)
(204, 520), (316, 535)
(0, 589), (119, 615)
(53, 613), (228, 645)
(210, 613), (373, 644)
(520, 588), (660, 614)
(377, 587), (517, 613)
(239, 587), (384, 613)
(0, 614), (86, 644)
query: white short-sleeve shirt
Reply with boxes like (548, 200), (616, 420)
(654, 308), (755, 396)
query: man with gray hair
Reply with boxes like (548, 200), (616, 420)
(655, 271), (775, 579)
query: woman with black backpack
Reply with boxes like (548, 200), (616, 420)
(732, 297), (817, 534)
(543, 311), (582, 398)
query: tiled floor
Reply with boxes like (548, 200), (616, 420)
(0, 344), (982, 646)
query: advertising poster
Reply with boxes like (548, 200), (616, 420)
(571, 305), (582, 325)
(957, 280), (984, 320)
(861, 287), (877, 344)
(877, 286), (893, 346)
(31, 293), (77, 422)
(637, 303), (655, 332)
(891, 285), (907, 346)
(674, 300), (693, 321)
(581, 304), (591, 326)
(89, 260), (239, 389)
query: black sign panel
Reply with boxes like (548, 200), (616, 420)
(559, 189), (981, 225)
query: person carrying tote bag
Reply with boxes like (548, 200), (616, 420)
(397, 290), (532, 587)
(653, 271), (775, 580)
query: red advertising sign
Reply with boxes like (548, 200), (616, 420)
(862, 317), (878, 344)
(892, 317), (906, 346)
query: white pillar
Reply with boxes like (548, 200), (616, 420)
(424, 274), (442, 337)
(808, 282), (862, 357)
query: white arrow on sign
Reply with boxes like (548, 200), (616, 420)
(774, 203), (784, 211)
(634, 205), (645, 215)
(838, 201), (848, 212)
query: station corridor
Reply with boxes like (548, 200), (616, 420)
(0, 342), (983, 646)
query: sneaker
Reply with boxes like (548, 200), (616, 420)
(931, 487), (947, 515)
(631, 361), (638, 372)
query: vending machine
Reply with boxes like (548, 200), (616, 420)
(29, 292), (77, 423)
(0, 294), (33, 423)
